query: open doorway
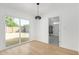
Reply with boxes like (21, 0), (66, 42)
(49, 16), (59, 46)
(5, 16), (30, 47)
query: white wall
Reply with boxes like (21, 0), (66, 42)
(59, 8), (79, 51)
(34, 17), (48, 43)
(35, 4), (79, 51)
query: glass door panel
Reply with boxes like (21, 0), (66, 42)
(21, 19), (30, 42)
(5, 16), (19, 46)
(5, 16), (30, 47)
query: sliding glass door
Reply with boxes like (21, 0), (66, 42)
(5, 16), (30, 47)
(21, 19), (29, 43)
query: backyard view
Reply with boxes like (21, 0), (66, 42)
(5, 16), (29, 46)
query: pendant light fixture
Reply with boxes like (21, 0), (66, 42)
(35, 3), (41, 20)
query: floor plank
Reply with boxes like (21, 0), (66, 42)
(0, 40), (78, 55)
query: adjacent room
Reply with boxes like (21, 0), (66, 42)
(0, 3), (79, 55)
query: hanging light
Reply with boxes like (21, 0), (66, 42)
(35, 3), (41, 20)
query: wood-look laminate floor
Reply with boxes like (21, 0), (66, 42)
(0, 40), (78, 55)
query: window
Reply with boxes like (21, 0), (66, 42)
(5, 16), (30, 47)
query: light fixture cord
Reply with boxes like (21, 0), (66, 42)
(37, 4), (39, 16)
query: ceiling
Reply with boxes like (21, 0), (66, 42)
(0, 3), (79, 17)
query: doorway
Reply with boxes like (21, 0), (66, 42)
(5, 16), (30, 47)
(49, 16), (59, 46)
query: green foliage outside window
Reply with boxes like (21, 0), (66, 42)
(5, 16), (18, 27)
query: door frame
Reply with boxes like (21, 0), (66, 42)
(48, 16), (61, 46)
